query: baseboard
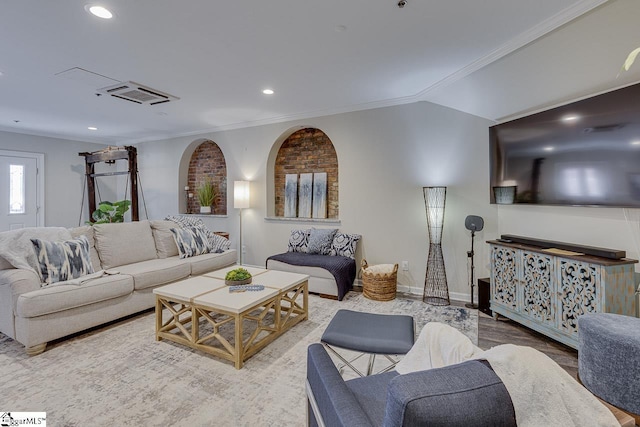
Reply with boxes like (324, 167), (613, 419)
(396, 285), (473, 304)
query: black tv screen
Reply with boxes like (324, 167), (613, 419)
(490, 82), (640, 207)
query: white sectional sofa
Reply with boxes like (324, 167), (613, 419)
(0, 220), (236, 355)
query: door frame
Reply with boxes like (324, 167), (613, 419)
(0, 150), (45, 227)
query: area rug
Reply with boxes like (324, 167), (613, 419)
(0, 293), (476, 426)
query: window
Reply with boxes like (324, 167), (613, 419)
(9, 164), (25, 214)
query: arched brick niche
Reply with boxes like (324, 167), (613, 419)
(273, 128), (338, 218)
(186, 140), (227, 215)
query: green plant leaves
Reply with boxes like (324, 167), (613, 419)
(197, 180), (217, 207)
(86, 200), (131, 225)
(225, 268), (252, 281)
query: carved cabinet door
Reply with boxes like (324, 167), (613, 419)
(520, 251), (555, 325)
(490, 245), (519, 311)
(557, 259), (600, 335)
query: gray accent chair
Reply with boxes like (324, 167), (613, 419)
(578, 313), (640, 418)
(306, 343), (517, 426)
(321, 310), (415, 376)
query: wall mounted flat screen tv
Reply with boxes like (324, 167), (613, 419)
(490, 82), (640, 207)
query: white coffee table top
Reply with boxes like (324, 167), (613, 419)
(203, 265), (268, 280)
(153, 275), (225, 301)
(252, 270), (309, 291)
(155, 269), (310, 313)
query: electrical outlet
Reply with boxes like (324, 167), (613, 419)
(402, 261), (409, 271)
(242, 245), (247, 254)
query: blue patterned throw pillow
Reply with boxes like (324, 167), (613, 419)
(170, 227), (211, 258)
(307, 228), (338, 255)
(287, 229), (310, 253)
(31, 235), (95, 286)
(329, 233), (361, 259)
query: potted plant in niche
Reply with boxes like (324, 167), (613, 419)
(197, 179), (217, 214)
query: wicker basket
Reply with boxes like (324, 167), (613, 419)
(361, 259), (398, 301)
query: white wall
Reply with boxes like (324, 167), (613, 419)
(0, 130), (112, 227)
(498, 206), (640, 265)
(136, 101), (496, 300)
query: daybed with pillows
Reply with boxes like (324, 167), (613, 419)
(266, 228), (360, 300)
(0, 216), (235, 355)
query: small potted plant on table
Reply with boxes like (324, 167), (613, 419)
(225, 268), (252, 286)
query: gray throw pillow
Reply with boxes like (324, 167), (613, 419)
(31, 235), (95, 286)
(307, 228), (338, 255)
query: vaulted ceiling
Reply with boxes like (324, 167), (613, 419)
(0, 0), (638, 144)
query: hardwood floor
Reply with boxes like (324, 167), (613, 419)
(438, 297), (578, 377)
(476, 310), (578, 378)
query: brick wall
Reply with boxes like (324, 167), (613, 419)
(274, 128), (338, 218)
(187, 141), (227, 215)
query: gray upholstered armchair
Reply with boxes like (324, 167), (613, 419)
(306, 343), (517, 427)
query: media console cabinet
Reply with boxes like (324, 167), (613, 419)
(488, 239), (637, 349)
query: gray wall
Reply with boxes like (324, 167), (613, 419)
(0, 130), (113, 227)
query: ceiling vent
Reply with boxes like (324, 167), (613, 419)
(97, 81), (179, 105)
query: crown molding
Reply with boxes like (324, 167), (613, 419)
(417, 0), (609, 99)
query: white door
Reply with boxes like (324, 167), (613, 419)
(0, 155), (39, 231)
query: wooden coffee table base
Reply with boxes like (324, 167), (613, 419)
(155, 280), (308, 369)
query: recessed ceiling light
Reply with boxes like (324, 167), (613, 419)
(543, 146), (554, 151)
(561, 114), (579, 122)
(85, 5), (113, 19)
(262, 89), (274, 95)
(88, 126), (98, 131)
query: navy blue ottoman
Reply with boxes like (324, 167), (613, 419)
(578, 313), (640, 416)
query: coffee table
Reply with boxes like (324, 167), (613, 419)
(153, 267), (308, 369)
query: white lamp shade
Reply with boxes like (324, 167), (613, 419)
(234, 181), (250, 209)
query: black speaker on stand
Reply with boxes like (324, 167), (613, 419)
(464, 215), (484, 309)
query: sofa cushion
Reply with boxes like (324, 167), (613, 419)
(265, 260), (335, 280)
(383, 360), (516, 427)
(0, 227), (72, 272)
(188, 250), (237, 276)
(0, 255), (14, 270)
(31, 235), (95, 286)
(116, 258), (190, 290)
(69, 225), (102, 270)
(150, 220), (179, 258)
(94, 221), (158, 269)
(16, 274), (134, 318)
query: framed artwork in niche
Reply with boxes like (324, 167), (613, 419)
(298, 173), (313, 218)
(284, 174), (298, 218)
(312, 172), (327, 218)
